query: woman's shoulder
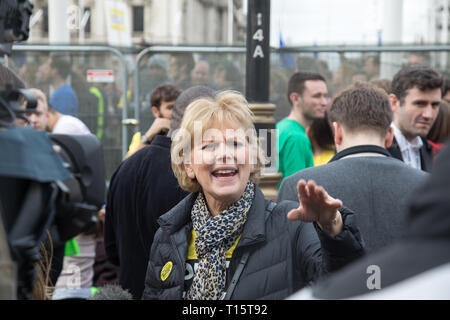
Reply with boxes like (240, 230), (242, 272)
(262, 199), (304, 240)
(263, 199), (300, 225)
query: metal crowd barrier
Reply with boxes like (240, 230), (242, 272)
(11, 43), (450, 181)
(12, 44), (129, 159)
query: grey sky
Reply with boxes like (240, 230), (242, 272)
(270, 0), (430, 47)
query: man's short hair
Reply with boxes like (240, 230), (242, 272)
(329, 82), (393, 136)
(442, 77), (450, 98)
(391, 65), (443, 104)
(150, 83), (182, 109)
(28, 88), (48, 112)
(287, 72), (326, 105)
(50, 56), (72, 79)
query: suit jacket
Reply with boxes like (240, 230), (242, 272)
(289, 142), (450, 299)
(387, 136), (434, 172)
(277, 145), (428, 253)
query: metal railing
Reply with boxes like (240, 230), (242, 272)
(13, 42), (450, 144)
(12, 44), (130, 158)
(133, 45), (246, 132)
(10, 43), (450, 180)
(276, 44), (450, 53)
(132, 43), (450, 126)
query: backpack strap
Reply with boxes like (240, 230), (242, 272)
(222, 200), (277, 300)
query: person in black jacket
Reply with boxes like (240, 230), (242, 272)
(142, 90), (365, 300)
(387, 65), (443, 172)
(104, 86), (215, 299)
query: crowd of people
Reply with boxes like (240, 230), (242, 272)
(0, 49), (450, 300)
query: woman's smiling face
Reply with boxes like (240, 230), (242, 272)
(184, 120), (253, 214)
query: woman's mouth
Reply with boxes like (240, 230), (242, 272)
(212, 168), (238, 178)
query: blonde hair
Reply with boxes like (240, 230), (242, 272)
(28, 88), (49, 112)
(171, 90), (267, 193)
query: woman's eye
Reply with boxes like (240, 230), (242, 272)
(222, 140), (243, 149)
(202, 143), (216, 150)
(233, 141), (243, 147)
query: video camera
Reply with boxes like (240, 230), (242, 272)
(0, 0), (33, 56)
(0, 0), (106, 300)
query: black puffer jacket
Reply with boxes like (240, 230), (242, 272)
(142, 186), (364, 300)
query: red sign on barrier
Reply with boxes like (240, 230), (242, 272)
(86, 69), (115, 83)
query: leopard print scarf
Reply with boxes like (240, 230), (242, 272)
(185, 181), (255, 300)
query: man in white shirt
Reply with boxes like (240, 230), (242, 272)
(47, 103), (90, 135)
(390, 123), (423, 170)
(387, 65), (443, 172)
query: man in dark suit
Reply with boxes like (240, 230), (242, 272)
(387, 65), (443, 172)
(278, 83), (428, 253)
(289, 141), (450, 300)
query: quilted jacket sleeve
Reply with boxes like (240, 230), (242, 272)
(289, 204), (365, 291)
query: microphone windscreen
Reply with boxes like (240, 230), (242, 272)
(89, 285), (133, 300)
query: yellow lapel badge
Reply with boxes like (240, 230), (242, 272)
(161, 261), (173, 281)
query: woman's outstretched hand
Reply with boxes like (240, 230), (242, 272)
(287, 179), (344, 236)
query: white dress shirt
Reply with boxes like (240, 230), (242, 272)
(391, 123), (423, 170)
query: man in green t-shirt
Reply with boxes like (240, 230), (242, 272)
(276, 72), (328, 185)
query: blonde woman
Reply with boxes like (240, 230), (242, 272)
(143, 90), (364, 300)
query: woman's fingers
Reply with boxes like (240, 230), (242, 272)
(299, 180), (323, 207)
(287, 207), (304, 221)
(298, 179), (321, 203)
(312, 185), (326, 203)
(319, 187), (342, 209)
(330, 198), (343, 209)
(297, 179), (308, 201)
(308, 182), (342, 209)
(293, 179), (343, 221)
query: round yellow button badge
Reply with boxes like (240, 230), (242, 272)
(161, 261), (173, 281)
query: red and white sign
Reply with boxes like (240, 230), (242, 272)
(86, 69), (115, 83)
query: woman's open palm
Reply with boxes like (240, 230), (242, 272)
(287, 179), (342, 224)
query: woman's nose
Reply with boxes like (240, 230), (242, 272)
(215, 142), (234, 163)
